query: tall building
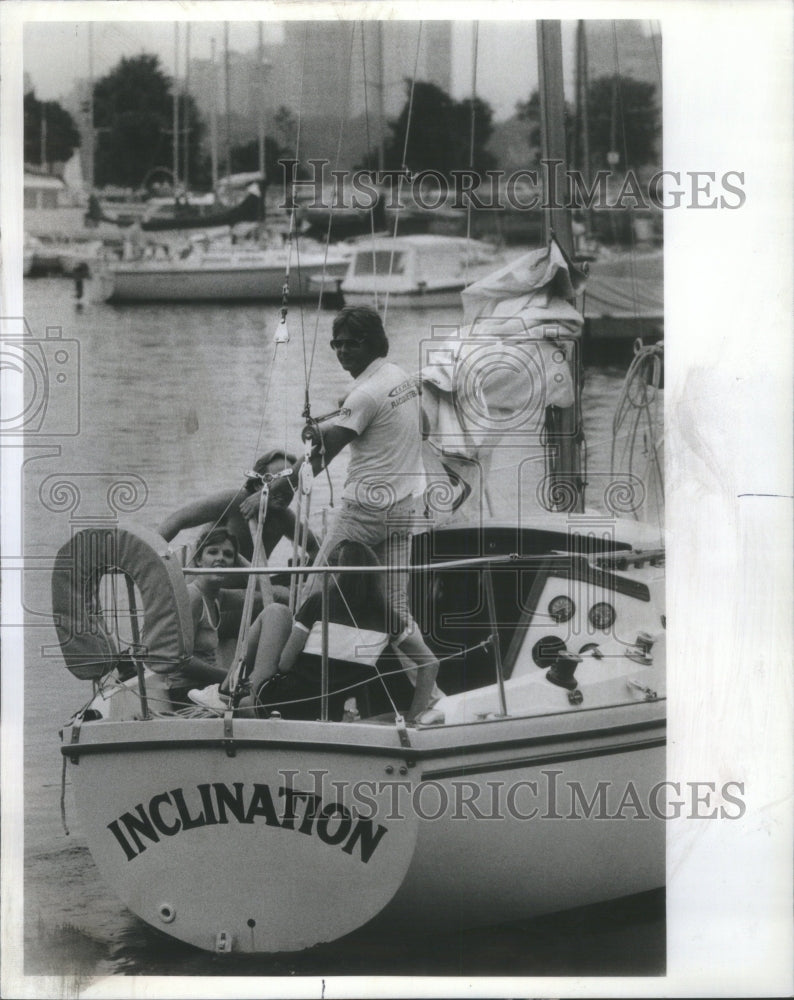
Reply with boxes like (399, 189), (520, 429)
(188, 21), (454, 169)
(583, 21), (662, 89)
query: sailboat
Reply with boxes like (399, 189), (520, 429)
(53, 20), (665, 955)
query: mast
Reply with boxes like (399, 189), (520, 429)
(257, 23), (266, 183)
(210, 37), (219, 189)
(40, 112), (47, 172)
(173, 24), (179, 194)
(376, 21), (385, 173)
(183, 23), (191, 195)
(575, 19), (592, 236)
(536, 21), (573, 256)
(87, 23), (95, 191)
(536, 20), (585, 513)
(224, 22), (232, 180)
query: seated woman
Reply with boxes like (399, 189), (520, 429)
(157, 449), (318, 568)
(166, 527), (241, 708)
(190, 541), (439, 724)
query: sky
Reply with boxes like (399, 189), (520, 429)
(22, 17), (584, 121)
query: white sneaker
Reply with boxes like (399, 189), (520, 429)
(188, 684), (229, 712)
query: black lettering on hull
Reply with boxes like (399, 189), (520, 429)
(108, 781), (390, 864)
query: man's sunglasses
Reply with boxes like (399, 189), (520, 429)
(329, 337), (367, 351)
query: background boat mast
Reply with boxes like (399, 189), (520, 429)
(183, 23), (191, 194)
(172, 24), (179, 193)
(210, 37), (219, 189)
(258, 23), (266, 187)
(224, 22), (231, 179)
(87, 23), (95, 192)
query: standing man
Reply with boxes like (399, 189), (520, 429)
(240, 306), (426, 624)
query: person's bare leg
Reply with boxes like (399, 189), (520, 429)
(236, 603), (294, 716)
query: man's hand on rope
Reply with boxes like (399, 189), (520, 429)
(267, 477), (295, 511)
(239, 489), (262, 521)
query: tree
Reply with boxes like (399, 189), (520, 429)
(24, 92), (80, 167)
(378, 81), (496, 178)
(515, 91), (575, 168)
(584, 75), (660, 169)
(93, 54), (207, 189)
(517, 75), (660, 172)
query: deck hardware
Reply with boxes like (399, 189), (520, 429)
(399, 766), (408, 776)
(567, 689), (584, 705)
(532, 635), (567, 668)
(222, 709), (236, 757)
(546, 652), (582, 691)
(626, 633), (654, 665)
(157, 902), (176, 923)
(215, 931), (232, 953)
(627, 678), (658, 701)
(395, 715), (412, 749)
(578, 642), (603, 659)
(66, 713), (87, 764)
(385, 765), (394, 775)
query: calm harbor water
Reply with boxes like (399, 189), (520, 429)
(19, 274), (664, 982)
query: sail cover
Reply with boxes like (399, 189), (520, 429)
(419, 240), (587, 517)
(420, 240), (585, 458)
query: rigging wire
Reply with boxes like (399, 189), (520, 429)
(306, 22), (359, 390)
(607, 22), (664, 536)
(324, 569), (401, 718)
(464, 21), (480, 285)
(611, 341), (664, 533)
(383, 21), (424, 326)
(610, 22), (642, 316)
(647, 20), (663, 89)
(359, 23), (381, 312)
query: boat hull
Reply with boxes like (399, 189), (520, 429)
(64, 699), (664, 954)
(98, 258), (348, 303)
(340, 284), (470, 310)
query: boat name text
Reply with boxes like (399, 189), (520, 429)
(107, 782), (388, 863)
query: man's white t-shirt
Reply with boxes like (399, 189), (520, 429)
(334, 358), (425, 508)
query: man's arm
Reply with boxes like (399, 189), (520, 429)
(158, 489), (244, 541)
(239, 424), (357, 521)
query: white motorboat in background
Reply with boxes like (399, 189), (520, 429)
(315, 234), (513, 308)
